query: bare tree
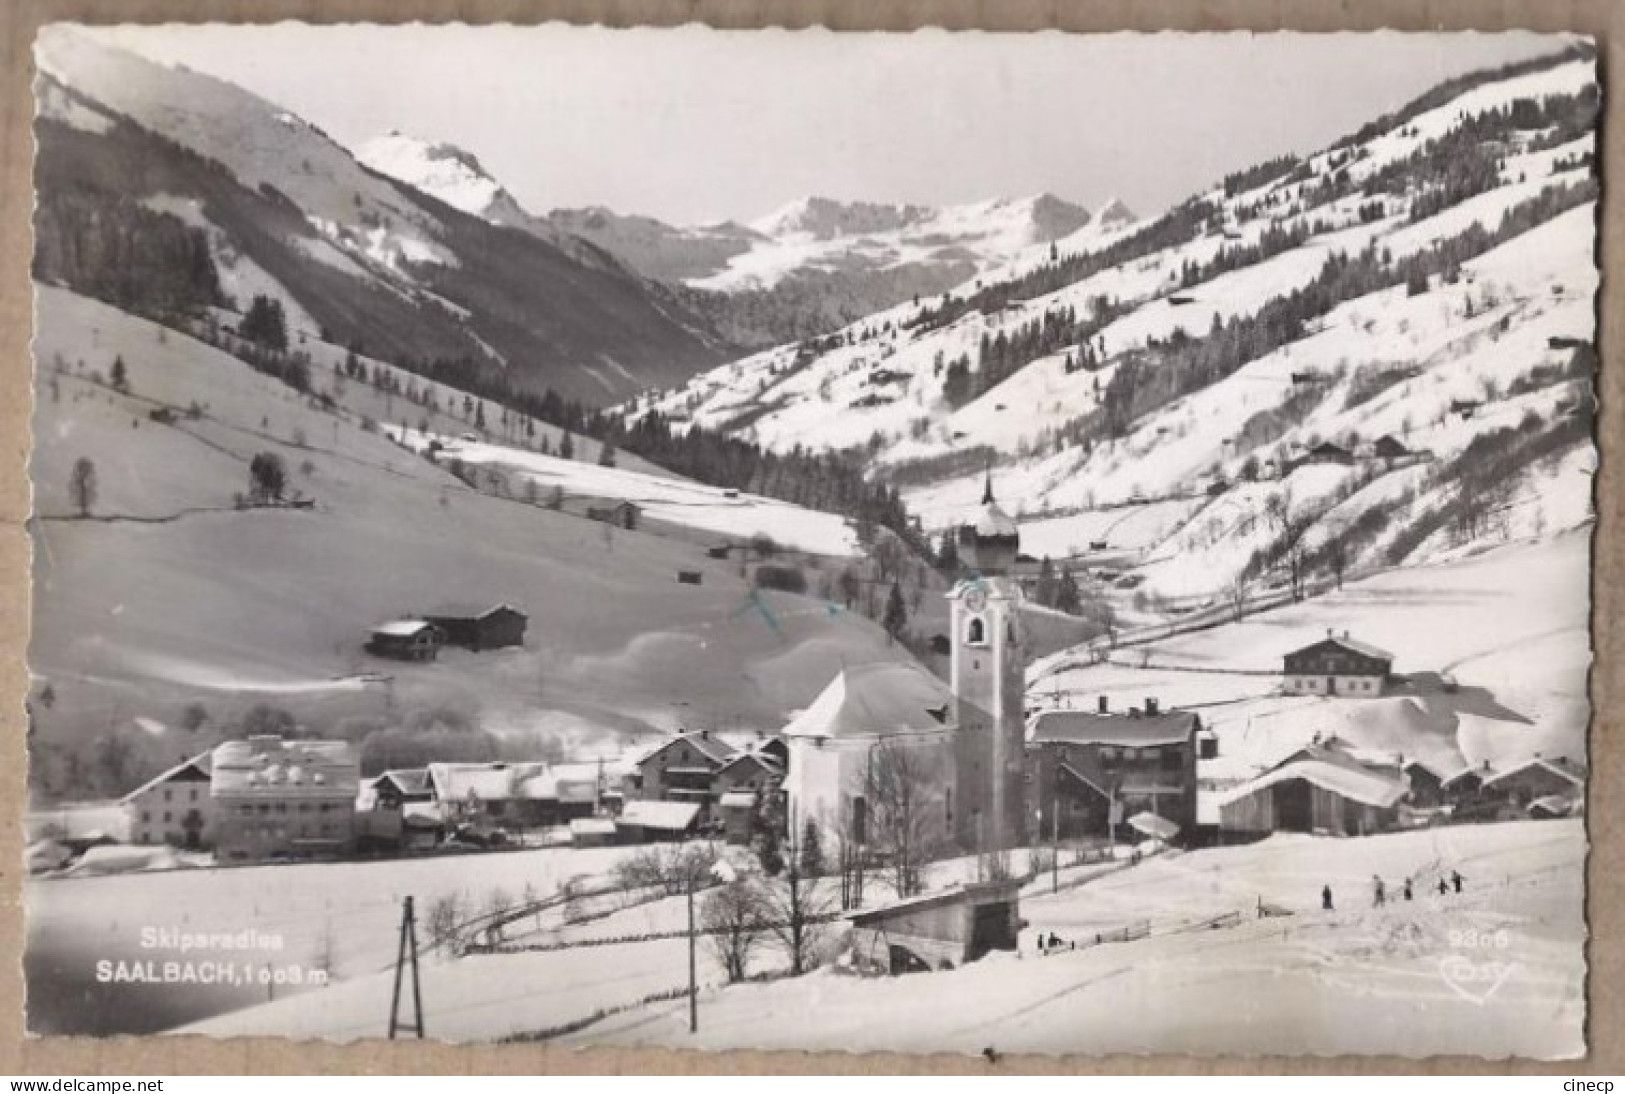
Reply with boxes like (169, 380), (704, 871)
(702, 880), (771, 983)
(69, 457), (97, 517)
(1325, 536), (1349, 590)
(866, 739), (949, 899)
(425, 891), (465, 950)
(1229, 573), (1249, 622)
(759, 824), (834, 975)
(1286, 544), (1309, 603)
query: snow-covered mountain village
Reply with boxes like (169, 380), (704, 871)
(23, 26), (1596, 1058)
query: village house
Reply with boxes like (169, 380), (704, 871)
(366, 768), (434, 810)
(569, 816), (619, 847)
(365, 619), (443, 661)
(421, 603), (528, 651)
(1371, 434), (1414, 462)
(617, 799), (702, 842)
(211, 736), (359, 862)
(709, 747), (787, 844)
(1217, 737), (1406, 838)
(122, 752), (214, 850)
(847, 880), (1023, 974)
(781, 661), (956, 849)
(1282, 630), (1394, 696)
(1300, 441), (1356, 467)
(426, 760), (600, 830)
(1480, 755), (1585, 811)
(1401, 755), (1473, 809)
(630, 730), (738, 818)
(1027, 698), (1201, 844)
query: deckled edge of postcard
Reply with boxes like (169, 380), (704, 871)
(0, 0), (1620, 1076)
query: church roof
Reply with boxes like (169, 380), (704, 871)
(783, 661), (954, 741)
(967, 471), (1020, 540)
(973, 501), (1020, 540)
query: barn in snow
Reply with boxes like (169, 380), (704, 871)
(422, 603), (528, 651)
(1217, 742), (1406, 838)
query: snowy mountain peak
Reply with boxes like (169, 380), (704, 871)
(1093, 196), (1137, 229)
(750, 196), (936, 240)
(356, 130), (530, 224)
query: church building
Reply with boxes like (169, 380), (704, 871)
(781, 474), (1032, 859)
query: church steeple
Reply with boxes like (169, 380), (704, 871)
(958, 467), (1020, 576)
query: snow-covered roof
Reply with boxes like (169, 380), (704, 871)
(717, 750), (783, 777)
(424, 602), (526, 621)
(120, 752), (211, 803)
(1286, 634), (1395, 664)
(1527, 794), (1575, 816)
(718, 790), (759, 808)
(1217, 759), (1406, 810)
(1029, 708), (1196, 747)
(426, 761), (538, 803)
(372, 619), (436, 638)
(846, 879), (1023, 924)
(1403, 754), (1471, 782)
(212, 738), (357, 797)
(570, 817), (618, 836)
(373, 768), (432, 795)
(517, 765), (599, 803)
(782, 661), (954, 741)
(1127, 812), (1179, 841)
(972, 500), (1020, 540)
(1482, 756), (1585, 790)
(635, 731), (738, 768)
(619, 800), (701, 831)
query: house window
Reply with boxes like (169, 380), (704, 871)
(966, 616), (987, 646)
(141, 811), (151, 823)
(162, 812), (171, 823)
(163, 790), (172, 802)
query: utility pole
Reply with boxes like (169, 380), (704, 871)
(1051, 771), (1060, 895)
(686, 874), (698, 1034)
(388, 895), (425, 1040)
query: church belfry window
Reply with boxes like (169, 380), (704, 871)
(966, 616), (987, 646)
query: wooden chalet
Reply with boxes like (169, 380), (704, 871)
(1282, 631), (1393, 697)
(1027, 697), (1200, 843)
(366, 619), (443, 661)
(422, 603), (527, 651)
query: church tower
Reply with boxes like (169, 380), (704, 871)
(946, 474), (1029, 855)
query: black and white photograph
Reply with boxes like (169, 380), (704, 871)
(22, 23), (1598, 1057)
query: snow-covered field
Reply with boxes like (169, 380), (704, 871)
(28, 286), (908, 761)
(637, 54), (1597, 610)
(1035, 529), (1590, 784)
(25, 841), (654, 1036)
(388, 426), (859, 557)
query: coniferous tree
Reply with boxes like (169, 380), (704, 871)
(882, 581), (908, 643)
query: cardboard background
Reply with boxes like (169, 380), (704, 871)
(0, 0), (1618, 1074)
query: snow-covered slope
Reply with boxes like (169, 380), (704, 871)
(33, 28), (736, 404)
(636, 46), (1599, 604)
(355, 130), (534, 227)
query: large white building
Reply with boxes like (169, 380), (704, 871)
(782, 661), (956, 844)
(785, 476), (1031, 855)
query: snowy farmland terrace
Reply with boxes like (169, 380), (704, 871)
(25, 817), (1584, 1054)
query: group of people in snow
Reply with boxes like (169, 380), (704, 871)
(1319, 870), (1464, 911)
